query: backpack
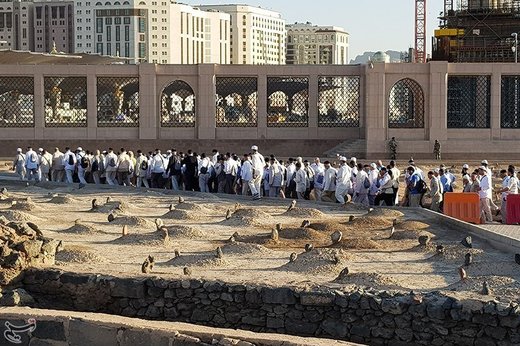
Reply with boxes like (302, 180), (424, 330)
(363, 176), (371, 189)
(200, 166), (208, 175)
(140, 160), (149, 171)
(91, 159), (99, 172)
(80, 156), (89, 169)
(30, 153), (37, 163)
(174, 159), (182, 171)
(417, 179), (427, 194)
(109, 157), (117, 168)
(68, 154), (74, 166)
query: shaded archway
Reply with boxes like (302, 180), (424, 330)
(44, 77), (87, 127)
(267, 76), (308, 127)
(160, 80), (195, 127)
(215, 77), (257, 127)
(388, 78), (424, 128)
(97, 77), (139, 127)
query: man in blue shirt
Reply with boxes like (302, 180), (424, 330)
(439, 168), (453, 193)
(407, 166), (422, 207)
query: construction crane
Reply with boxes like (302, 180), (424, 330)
(415, 0), (426, 63)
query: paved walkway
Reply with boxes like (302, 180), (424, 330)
(480, 223), (520, 243)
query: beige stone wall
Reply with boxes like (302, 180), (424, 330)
(0, 61), (519, 158)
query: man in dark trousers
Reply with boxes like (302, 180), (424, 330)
(182, 150), (198, 191)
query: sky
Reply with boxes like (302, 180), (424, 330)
(183, 0), (445, 60)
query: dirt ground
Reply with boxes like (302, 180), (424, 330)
(0, 168), (519, 305)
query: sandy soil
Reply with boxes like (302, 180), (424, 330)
(0, 176), (519, 305)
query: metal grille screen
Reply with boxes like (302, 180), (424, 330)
(501, 76), (520, 128)
(44, 77), (87, 127)
(97, 77), (139, 127)
(448, 76), (491, 128)
(215, 77), (257, 127)
(318, 76), (360, 127)
(268, 77), (309, 127)
(161, 80), (195, 127)
(0, 77), (34, 127)
(388, 78), (425, 128)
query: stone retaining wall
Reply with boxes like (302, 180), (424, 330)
(20, 269), (520, 346)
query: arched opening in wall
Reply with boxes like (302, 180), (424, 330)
(215, 77), (257, 127)
(318, 76), (360, 127)
(0, 77), (34, 128)
(97, 77), (139, 127)
(44, 77), (87, 127)
(160, 80), (195, 127)
(388, 78), (424, 128)
(267, 76), (309, 127)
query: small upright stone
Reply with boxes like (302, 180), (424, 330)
(155, 218), (164, 231)
(183, 267), (192, 276)
(481, 281), (491, 295)
(225, 209), (232, 220)
(331, 231), (343, 244)
(0, 187), (7, 194)
(333, 254), (341, 265)
(108, 213), (115, 222)
(287, 200), (296, 212)
(216, 246), (223, 259)
(418, 235), (430, 246)
(300, 220), (310, 228)
(289, 253), (297, 263)
(461, 236), (473, 248)
(275, 223), (282, 232)
(271, 228), (279, 241)
(106, 196), (112, 203)
(393, 218), (398, 226)
(464, 253), (473, 266)
(388, 226), (395, 239)
(227, 236), (236, 243)
(91, 199), (98, 210)
(141, 255), (154, 274)
(168, 204), (174, 212)
(304, 243), (313, 252)
(232, 231), (239, 238)
(159, 226), (169, 240)
(349, 215), (355, 222)
(336, 267), (350, 280)
(178, 196), (185, 204)
(122, 225), (129, 236)
(436, 244), (445, 254)
(234, 203), (241, 212)
(458, 266), (467, 281)
(174, 250), (181, 258)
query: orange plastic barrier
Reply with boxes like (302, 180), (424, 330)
(506, 194), (520, 225)
(443, 193), (481, 224)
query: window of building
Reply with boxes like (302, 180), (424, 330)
(96, 18), (103, 33)
(106, 26), (111, 41)
(105, 17), (112, 25)
(97, 34), (102, 41)
(139, 42), (145, 58)
(115, 42), (120, 55)
(139, 17), (145, 32)
(115, 26), (120, 41)
(96, 42), (103, 53)
(115, 17), (121, 25)
(124, 17), (130, 24)
(124, 42), (129, 57)
(124, 25), (129, 41)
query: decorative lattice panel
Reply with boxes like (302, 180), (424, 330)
(318, 76), (360, 127)
(448, 76), (491, 128)
(44, 77), (87, 127)
(267, 77), (309, 127)
(0, 77), (34, 127)
(97, 77), (139, 127)
(388, 78), (424, 128)
(501, 76), (520, 128)
(161, 80), (195, 127)
(215, 77), (257, 127)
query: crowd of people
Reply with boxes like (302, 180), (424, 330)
(11, 145), (517, 224)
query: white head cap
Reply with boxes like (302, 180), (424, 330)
(339, 156), (347, 162)
(463, 174), (471, 181)
(434, 168), (440, 173)
(251, 145), (258, 151)
(350, 157), (357, 162)
(16, 148), (22, 153)
(77, 147), (83, 151)
(479, 166), (487, 171)
(463, 164), (469, 169)
(370, 163), (377, 169)
(481, 160), (488, 165)
(38, 148), (43, 152)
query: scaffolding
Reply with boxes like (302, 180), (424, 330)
(433, 0), (520, 62)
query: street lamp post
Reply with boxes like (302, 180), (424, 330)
(512, 33), (518, 63)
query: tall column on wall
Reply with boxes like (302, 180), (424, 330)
(428, 62), (448, 142)
(308, 73), (319, 138)
(197, 64), (217, 140)
(34, 72), (44, 139)
(364, 63), (386, 157)
(257, 71), (267, 139)
(86, 70), (97, 139)
(490, 65), (501, 140)
(138, 63), (158, 139)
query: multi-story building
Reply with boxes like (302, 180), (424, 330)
(286, 22), (349, 65)
(0, 0), (33, 51)
(73, 0), (230, 64)
(33, 0), (74, 53)
(198, 4), (285, 65)
(152, 3), (230, 64)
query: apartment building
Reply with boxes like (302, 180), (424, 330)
(33, 0), (73, 53)
(286, 22), (349, 65)
(199, 4), (285, 65)
(0, 0), (32, 51)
